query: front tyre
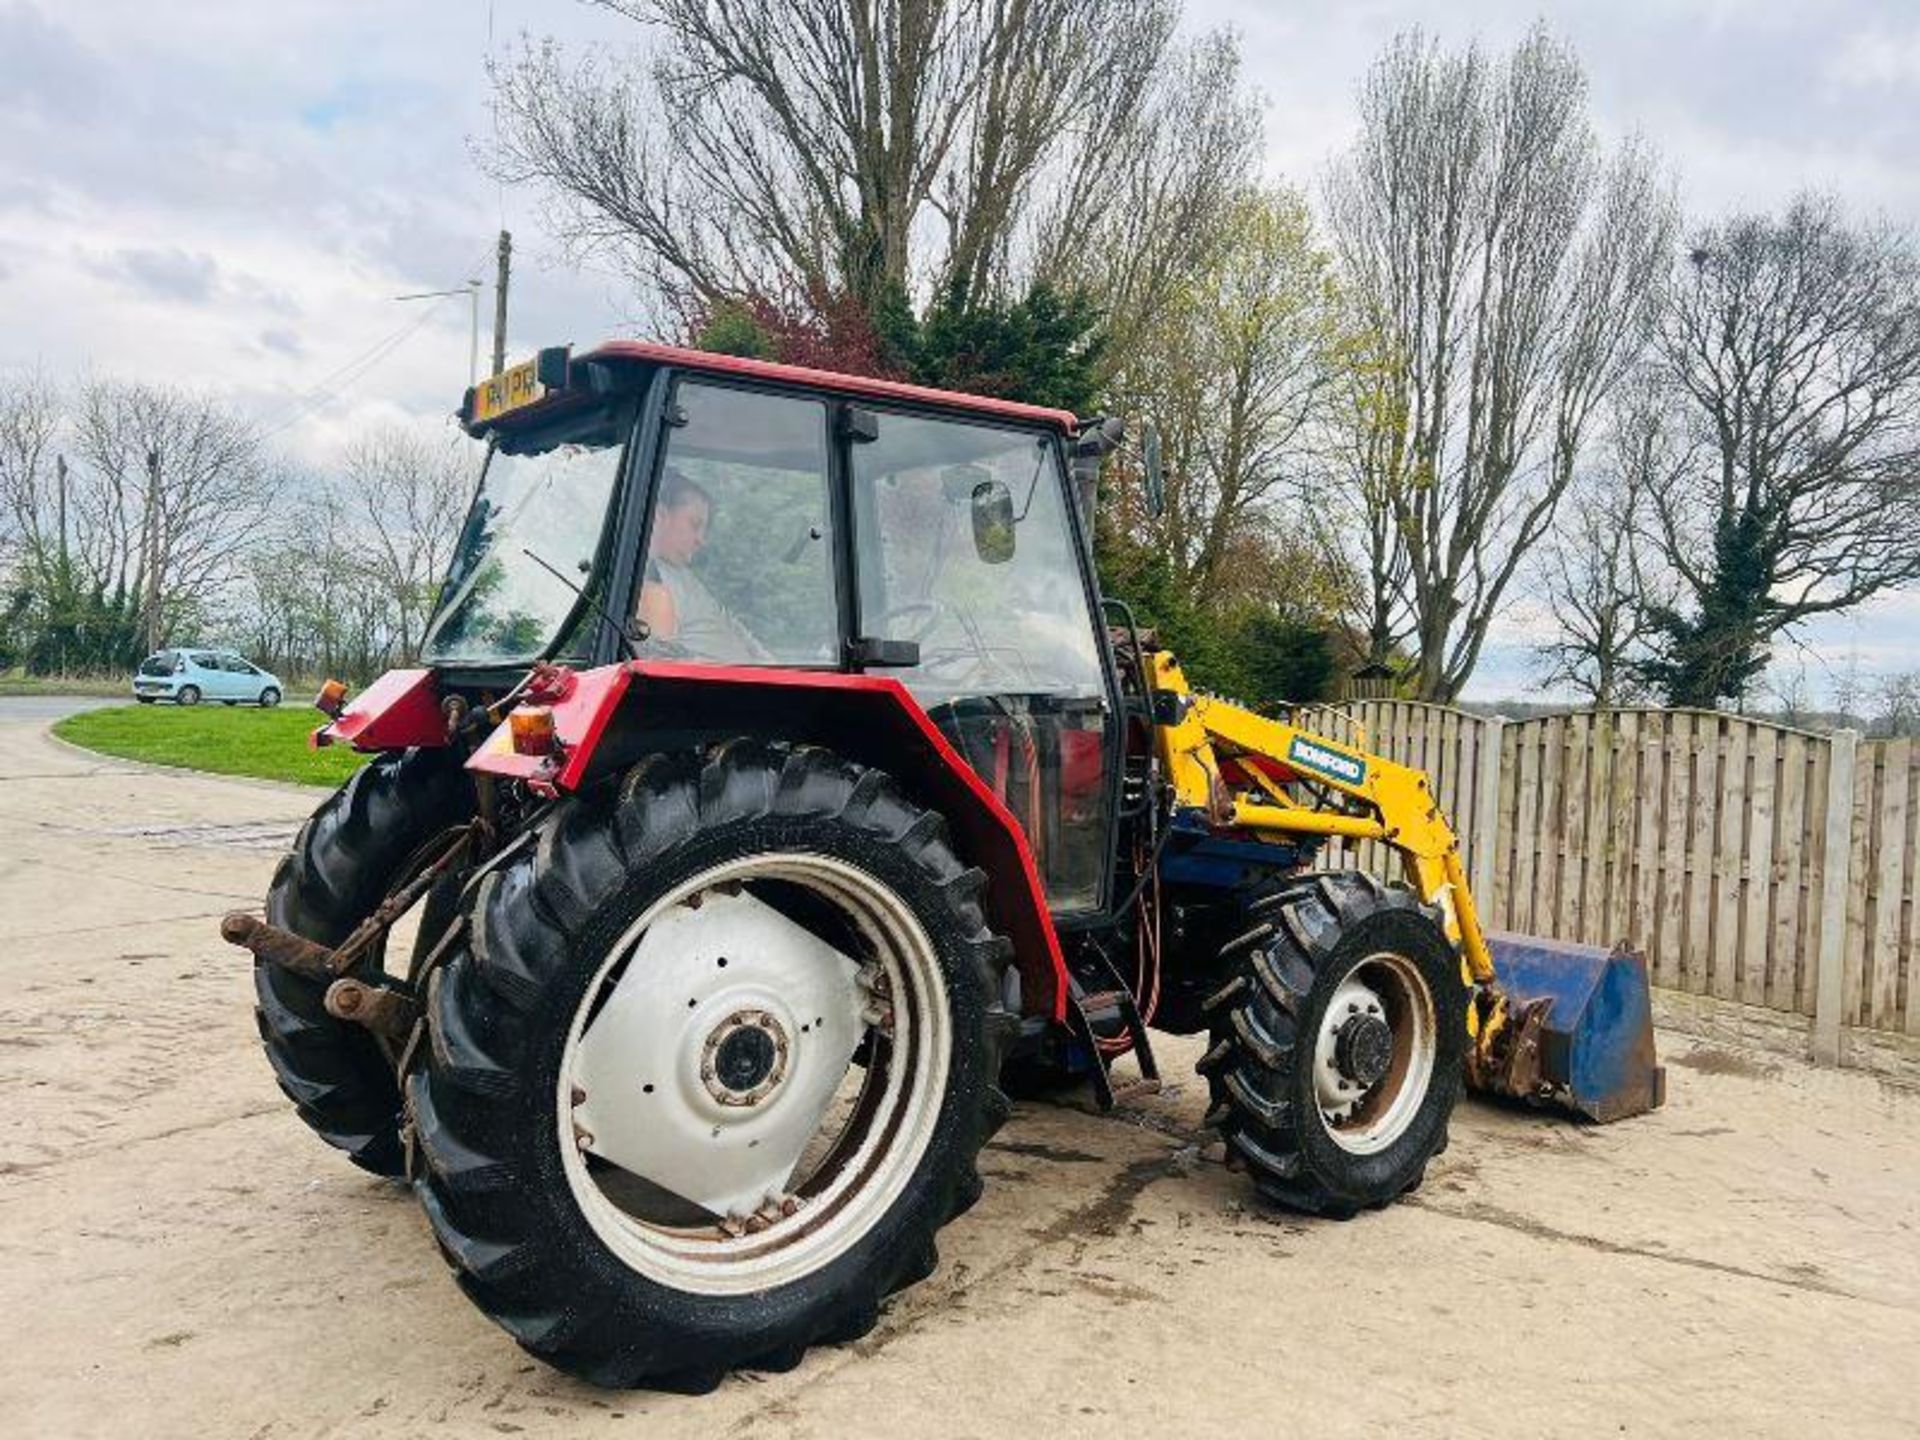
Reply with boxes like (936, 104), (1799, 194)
(260, 686), (282, 707)
(258, 747), (475, 1175)
(1200, 873), (1464, 1218)
(408, 741), (1016, 1389)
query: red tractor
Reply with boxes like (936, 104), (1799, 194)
(228, 342), (1661, 1390)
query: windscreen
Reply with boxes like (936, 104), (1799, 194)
(421, 397), (635, 666)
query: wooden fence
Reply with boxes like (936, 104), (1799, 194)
(1289, 701), (1920, 1060)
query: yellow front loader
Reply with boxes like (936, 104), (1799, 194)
(1149, 648), (1664, 1127)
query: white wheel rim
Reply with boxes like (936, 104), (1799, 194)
(557, 853), (951, 1296)
(1311, 951), (1436, 1155)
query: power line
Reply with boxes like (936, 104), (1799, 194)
(255, 241), (498, 441)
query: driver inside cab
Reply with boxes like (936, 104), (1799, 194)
(637, 470), (772, 663)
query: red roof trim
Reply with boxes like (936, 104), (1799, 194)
(577, 340), (1080, 432)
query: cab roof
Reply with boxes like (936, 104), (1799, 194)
(579, 340), (1080, 433)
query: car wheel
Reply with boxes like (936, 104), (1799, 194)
(260, 687), (282, 707)
(177, 685), (201, 706)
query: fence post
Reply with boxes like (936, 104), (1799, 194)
(1469, 715), (1506, 924)
(1813, 728), (1858, 1067)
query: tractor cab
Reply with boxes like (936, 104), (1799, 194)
(428, 342), (1123, 916)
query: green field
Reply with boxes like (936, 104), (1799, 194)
(54, 703), (368, 787)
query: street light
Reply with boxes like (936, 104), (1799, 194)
(395, 279), (484, 387)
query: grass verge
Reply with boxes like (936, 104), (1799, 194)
(53, 703), (368, 788)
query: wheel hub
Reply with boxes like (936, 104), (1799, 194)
(557, 850), (955, 1297)
(703, 1010), (790, 1106)
(568, 887), (869, 1218)
(1313, 975), (1389, 1123)
(1334, 1011), (1392, 1087)
(1310, 952), (1439, 1155)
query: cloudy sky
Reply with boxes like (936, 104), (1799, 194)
(4, 0), (1917, 701)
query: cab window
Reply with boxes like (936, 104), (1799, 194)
(850, 412), (1111, 912)
(635, 383), (838, 667)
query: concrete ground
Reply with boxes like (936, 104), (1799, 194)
(2, 698), (1916, 1439)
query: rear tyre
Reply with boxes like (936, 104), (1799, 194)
(407, 741), (1016, 1388)
(260, 687), (282, 707)
(1200, 872), (1463, 1218)
(258, 747), (475, 1176)
(177, 685), (201, 706)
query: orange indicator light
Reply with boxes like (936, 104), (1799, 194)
(510, 706), (558, 756)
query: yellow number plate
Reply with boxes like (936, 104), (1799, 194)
(470, 359), (545, 424)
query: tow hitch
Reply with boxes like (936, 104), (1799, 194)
(221, 824), (478, 1046)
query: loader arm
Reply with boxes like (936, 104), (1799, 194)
(1148, 652), (1499, 989)
(1146, 651), (1665, 1121)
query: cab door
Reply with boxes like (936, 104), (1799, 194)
(846, 409), (1117, 914)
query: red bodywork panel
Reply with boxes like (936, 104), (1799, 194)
(578, 341), (1079, 433)
(468, 660), (1070, 1021)
(312, 669), (447, 752)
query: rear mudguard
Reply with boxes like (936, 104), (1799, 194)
(467, 660), (1070, 1023)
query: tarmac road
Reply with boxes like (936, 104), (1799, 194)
(1, 699), (1916, 1439)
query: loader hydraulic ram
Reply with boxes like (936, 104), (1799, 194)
(226, 339), (1663, 1390)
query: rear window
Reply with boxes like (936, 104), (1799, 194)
(138, 652), (178, 677)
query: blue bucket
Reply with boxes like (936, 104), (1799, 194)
(1482, 933), (1666, 1122)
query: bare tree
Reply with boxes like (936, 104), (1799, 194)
(1027, 30), (1261, 373)
(341, 426), (473, 660)
(1326, 26), (1675, 701)
(1637, 196), (1920, 707)
(488, 0), (1218, 316)
(1870, 672), (1920, 737)
(1316, 331), (1415, 668)
(1828, 649), (1866, 727)
(1534, 385), (1679, 705)
(72, 380), (280, 650)
(0, 370), (67, 585)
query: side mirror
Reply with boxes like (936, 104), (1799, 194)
(970, 480), (1016, 564)
(1142, 423), (1166, 519)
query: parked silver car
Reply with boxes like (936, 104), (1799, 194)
(133, 648), (283, 707)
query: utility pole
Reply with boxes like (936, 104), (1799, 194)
(54, 454), (68, 572)
(492, 229), (512, 377)
(142, 448), (163, 654)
